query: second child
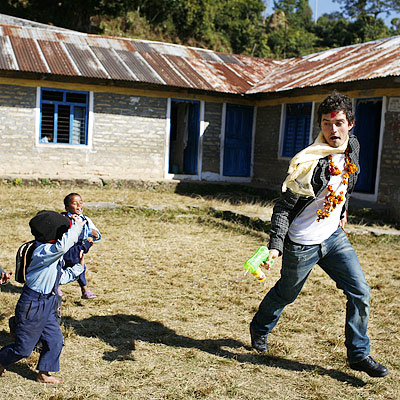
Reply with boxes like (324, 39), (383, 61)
(61, 193), (101, 299)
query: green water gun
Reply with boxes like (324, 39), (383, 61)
(244, 246), (273, 282)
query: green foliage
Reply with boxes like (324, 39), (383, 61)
(213, 0), (269, 55)
(266, 0), (318, 57)
(12, 177), (23, 186)
(333, 0), (400, 20)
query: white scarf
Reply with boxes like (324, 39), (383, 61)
(282, 132), (349, 197)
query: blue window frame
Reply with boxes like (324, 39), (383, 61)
(281, 102), (312, 157)
(40, 88), (89, 145)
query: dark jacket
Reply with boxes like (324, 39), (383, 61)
(269, 134), (360, 254)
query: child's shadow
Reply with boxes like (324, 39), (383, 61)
(63, 314), (365, 387)
(0, 283), (23, 295)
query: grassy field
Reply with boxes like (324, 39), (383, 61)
(0, 184), (399, 400)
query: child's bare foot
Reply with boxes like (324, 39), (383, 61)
(0, 363), (5, 376)
(36, 371), (63, 384)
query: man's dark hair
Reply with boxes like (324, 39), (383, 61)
(317, 91), (354, 125)
(64, 192), (81, 208)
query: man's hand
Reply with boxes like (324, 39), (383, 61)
(340, 211), (348, 231)
(262, 249), (280, 270)
(0, 271), (12, 285)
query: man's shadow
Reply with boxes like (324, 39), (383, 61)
(63, 314), (366, 387)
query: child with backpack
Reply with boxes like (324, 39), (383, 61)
(60, 193), (101, 299)
(0, 210), (86, 384)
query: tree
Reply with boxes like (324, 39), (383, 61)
(332, 0), (395, 40)
(333, 0), (400, 20)
(213, 0), (270, 56)
(265, 0), (318, 57)
(314, 11), (390, 48)
(314, 12), (353, 49)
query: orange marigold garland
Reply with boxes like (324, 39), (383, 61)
(316, 151), (357, 222)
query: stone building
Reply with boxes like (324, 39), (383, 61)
(0, 16), (399, 220)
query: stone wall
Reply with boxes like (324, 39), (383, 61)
(0, 84), (37, 176)
(252, 104), (289, 189)
(0, 84), (168, 181)
(378, 105), (400, 220)
(92, 92), (167, 180)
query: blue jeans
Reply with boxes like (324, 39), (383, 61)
(251, 227), (370, 363)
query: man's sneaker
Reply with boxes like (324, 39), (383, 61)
(250, 324), (268, 353)
(349, 355), (389, 377)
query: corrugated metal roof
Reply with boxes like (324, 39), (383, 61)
(248, 36), (400, 93)
(0, 22), (269, 94)
(0, 22), (400, 95)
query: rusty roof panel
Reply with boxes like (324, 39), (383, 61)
(85, 36), (134, 51)
(140, 52), (191, 88)
(215, 53), (242, 65)
(211, 62), (252, 92)
(192, 48), (222, 63)
(91, 46), (134, 80)
(147, 41), (193, 58)
(0, 36), (17, 70)
(37, 39), (77, 76)
(64, 42), (108, 79)
(131, 41), (156, 53)
(185, 57), (235, 93)
(115, 49), (163, 84)
(9, 36), (48, 73)
(164, 54), (214, 91)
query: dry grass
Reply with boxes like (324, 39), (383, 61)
(0, 184), (399, 400)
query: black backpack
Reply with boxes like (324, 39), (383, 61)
(15, 240), (37, 284)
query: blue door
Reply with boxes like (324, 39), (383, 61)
(182, 101), (200, 174)
(353, 98), (382, 193)
(223, 104), (253, 177)
(169, 100), (200, 175)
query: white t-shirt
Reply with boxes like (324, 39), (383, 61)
(288, 153), (347, 245)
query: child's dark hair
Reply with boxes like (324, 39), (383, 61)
(317, 91), (354, 125)
(64, 192), (81, 208)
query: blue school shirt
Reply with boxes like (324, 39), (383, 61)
(25, 222), (84, 294)
(66, 212), (101, 242)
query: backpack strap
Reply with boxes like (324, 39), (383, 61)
(15, 240), (37, 284)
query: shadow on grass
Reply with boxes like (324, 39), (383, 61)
(0, 331), (38, 381)
(63, 314), (366, 387)
(0, 283), (23, 295)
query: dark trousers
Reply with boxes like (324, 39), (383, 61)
(77, 266), (87, 287)
(0, 286), (63, 372)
